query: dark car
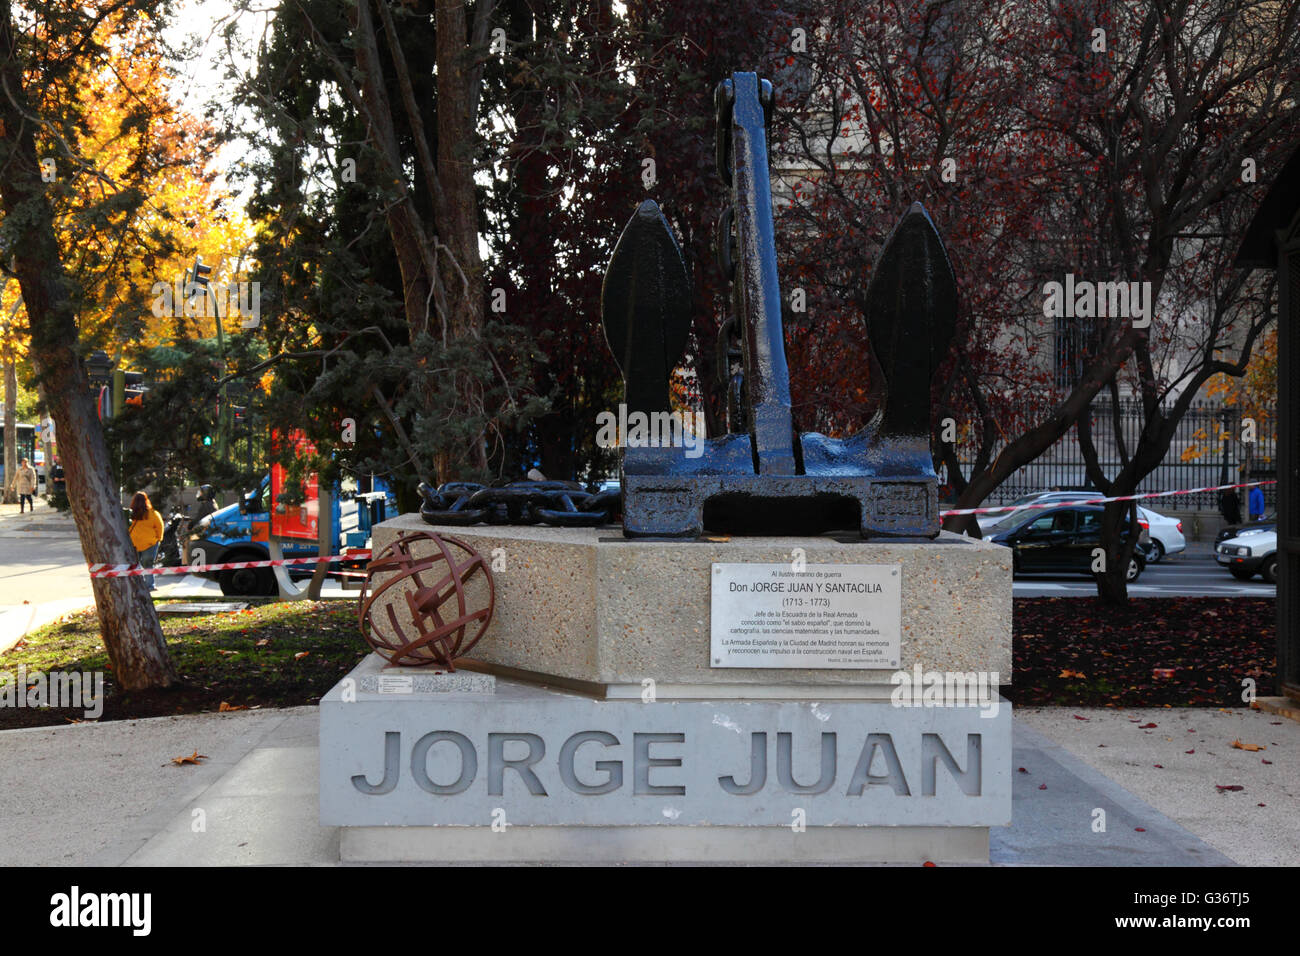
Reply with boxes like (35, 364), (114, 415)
(988, 504), (1147, 582)
(1215, 516), (1276, 546)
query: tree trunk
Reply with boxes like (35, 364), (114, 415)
(435, 0), (485, 343)
(1094, 500), (1139, 605)
(3, 360), (15, 503)
(0, 2), (178, 689)
(436, 0), (488, 473)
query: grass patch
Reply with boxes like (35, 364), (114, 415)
(0, 599), (367, 728)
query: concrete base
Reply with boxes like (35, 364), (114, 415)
(339, 824), (990, 864)
(321, 656), (1010, 863)
(370, 517), (1013, 690)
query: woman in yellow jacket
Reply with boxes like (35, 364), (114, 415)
(128, 492), (165, 590)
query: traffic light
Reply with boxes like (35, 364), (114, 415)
(190, 259), (212, 290)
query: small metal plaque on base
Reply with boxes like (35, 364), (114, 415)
(710, 563), (902, 669)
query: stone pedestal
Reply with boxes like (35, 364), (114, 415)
(369, 517), (1012, 695)
(320, 518), (1014, 863)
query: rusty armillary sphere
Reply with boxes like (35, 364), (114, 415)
(358, 531), (495, 670)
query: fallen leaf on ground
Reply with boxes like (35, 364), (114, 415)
(171, 750), (208, 766)
(1072, 714), (1090, 721)
(217, 650), (238, 656)
(1059, 669), (1087, 679)
(1138, 722), (1157, 729)
(1231, 739), (1264, 752)
(294, 651), (310, 660)
(255, 639), (269, 647)
(219, 702), (248, 712)
(1215, 784), (1244, 792)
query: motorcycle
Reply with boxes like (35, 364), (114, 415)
(157, 507), (188, 567)
(155, 485), (220, 570)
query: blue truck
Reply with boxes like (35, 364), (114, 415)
(187, 475), (395, 596)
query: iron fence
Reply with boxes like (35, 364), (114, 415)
(951, 400), (1276, 512)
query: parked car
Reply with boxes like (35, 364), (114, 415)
(1215, 516), (1276, 546)
(1135, 507), (1185, 563)
(988, 504), (1147, 582)
(976, 490), (1101, 536)
(978, 492), (1171, 558)
(1215, 529), (1278, 584)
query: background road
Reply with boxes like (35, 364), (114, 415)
(1011, 543), (1277, 597)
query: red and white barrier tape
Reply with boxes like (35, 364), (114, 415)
(938, 479), (1276, 518)
(88, 552), (368, 579)
(86, 479), (1274, 576)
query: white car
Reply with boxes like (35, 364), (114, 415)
(1215, 529), (1278, 584)
(1136, 507), (1185, 562)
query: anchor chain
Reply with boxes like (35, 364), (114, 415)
(418, 480), (621, 528)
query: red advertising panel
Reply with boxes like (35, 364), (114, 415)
(270, 431), (320, 540)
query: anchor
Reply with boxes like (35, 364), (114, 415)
(601, 71), (957, 539)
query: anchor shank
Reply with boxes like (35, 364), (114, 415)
(730, 72), (796, 475)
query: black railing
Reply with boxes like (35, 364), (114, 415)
(950, 400), (1277, 512)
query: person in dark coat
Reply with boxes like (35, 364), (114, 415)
(1218, 488), (1242, 526)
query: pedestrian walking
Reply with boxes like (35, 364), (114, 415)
(128, 491), (165, 590)
(11, 457), (37, 513)
(1249, 483), (1266, 522)
(1218, 488), (1242, 526)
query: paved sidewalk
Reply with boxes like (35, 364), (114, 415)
(0, 499), (93, 653)
(1, 704), (1284, 866)
(1016, 705), (1298, 866)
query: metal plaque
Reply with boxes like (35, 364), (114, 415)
(710, 563), (901, 669)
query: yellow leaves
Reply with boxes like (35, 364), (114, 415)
(171, 750), (207, 766)
(1059, 669), (1087, 679)
(0, 281), (30, 360)
(218, 701), (248, 712)
(8, 15), (256, 363)
(1231, 739), (1265, 752)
